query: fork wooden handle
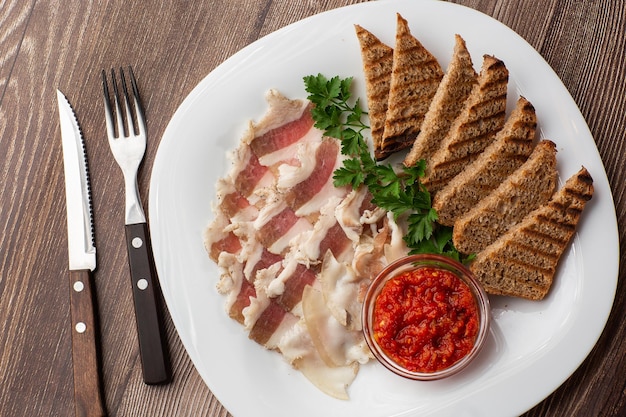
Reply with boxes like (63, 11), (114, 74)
(124, 222), (171, 385)
(69, 269), (107, 417)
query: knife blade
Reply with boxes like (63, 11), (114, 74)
(57, 89), (107, 417)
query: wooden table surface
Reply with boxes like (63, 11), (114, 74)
(1, 0), (624, 416)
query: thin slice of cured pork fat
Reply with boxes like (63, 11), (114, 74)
(216, 178), (257, 220)
(319, 251), (368, 331)
(270, 261), (319, 311)
(248, 94), (314, 163)
(278, 318), (359, 401)
(229, 276), (256, 324)
(281, 138), (349, 216)
(244, 90), (319, 170)
(233, 149), (273, 200)
(301, 285), (371, 367)
(243, 245), (283, 282)
(255, 203), (314, 254)
(335, 187), (374, 242)
(204, 211), (241, 262)
(207, 228), (241, 263)
(293, 196), (354, 265)
(214, 252), (247, 322)
(248, 299), (299, 348)
(316, 222), (353, 263)
(204, 91), (410, 399)
(255, 113), (320, 167)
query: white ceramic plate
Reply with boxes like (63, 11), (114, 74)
(149, 1), (619, 416)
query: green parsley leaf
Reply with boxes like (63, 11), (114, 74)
(333, 158), (365, 189)
(303, 73), (471, 262)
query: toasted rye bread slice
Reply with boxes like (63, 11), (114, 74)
(433, 96), (537, 226)
(422, 55), (509, 193)
(404, 34), (477, 167)
(452, 140), (558, 254)
(355, 24), (394, 156)
(469, 167), (594, 300)
(378, 13), (444, 160)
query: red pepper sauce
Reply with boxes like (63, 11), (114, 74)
(372, 266), (479, 373)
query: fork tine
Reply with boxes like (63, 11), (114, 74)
(102, 67), (146, 139)
(127, 66), (146, 134)
(119, 67), (136, 136)
(110, 68), (126, 138)
(102, 69), (116, 139)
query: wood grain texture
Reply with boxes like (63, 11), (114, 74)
(69, 270), (106, 417)
(0, 0), (624, 416)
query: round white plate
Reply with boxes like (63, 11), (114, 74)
(149, 1), (619, 416)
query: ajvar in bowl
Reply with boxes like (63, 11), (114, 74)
(362, 254), (490, 380)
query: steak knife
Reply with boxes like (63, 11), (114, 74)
(57, 89), (107, 417)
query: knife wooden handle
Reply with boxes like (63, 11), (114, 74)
(124, 222), (171, 385)
(69, 269), (107, 417)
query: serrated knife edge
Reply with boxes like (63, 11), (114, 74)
(57, 89), (96, 271)
(57, 89), (107, 417)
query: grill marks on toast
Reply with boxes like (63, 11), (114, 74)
(379, 15), (444, 159)
(470, 168), (594, 300)
(433, 96), (537, 226)
(404, 34), (478, 167)
(353, 18), (594, 300)
(422, 55), (509, 193)
(355, 24), (394, 155)
(452, 140), (558, 255)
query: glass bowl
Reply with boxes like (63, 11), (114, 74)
(362, 253), (490, 380)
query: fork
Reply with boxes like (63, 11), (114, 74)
(102, 67), (171, 385)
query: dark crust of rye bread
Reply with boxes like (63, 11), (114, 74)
(452, 140), (558, 255)
(469, 167), (594, 300)
(355, 24), (394, 157)
(423, 55), (509, 193)
(433, 96), (537, 226)
(404, 34), (477, 167)
(377, 13), (444, 160)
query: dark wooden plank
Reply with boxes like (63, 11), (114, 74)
(0, 0), (36, 105)
(0, 0), (79, 414)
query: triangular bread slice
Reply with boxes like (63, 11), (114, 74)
(433, 96), (537, 226)
(452, 140), (558, 254)
(355, 24), (394, 157)
(422, 55), (509, 193)
(404, 34), (477, 167)
(378, 13), (444, 160)
(470, 167), (594, 300)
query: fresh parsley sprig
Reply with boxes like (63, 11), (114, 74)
(303, 73), (469, 262)
(303, 74), (369, 156)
